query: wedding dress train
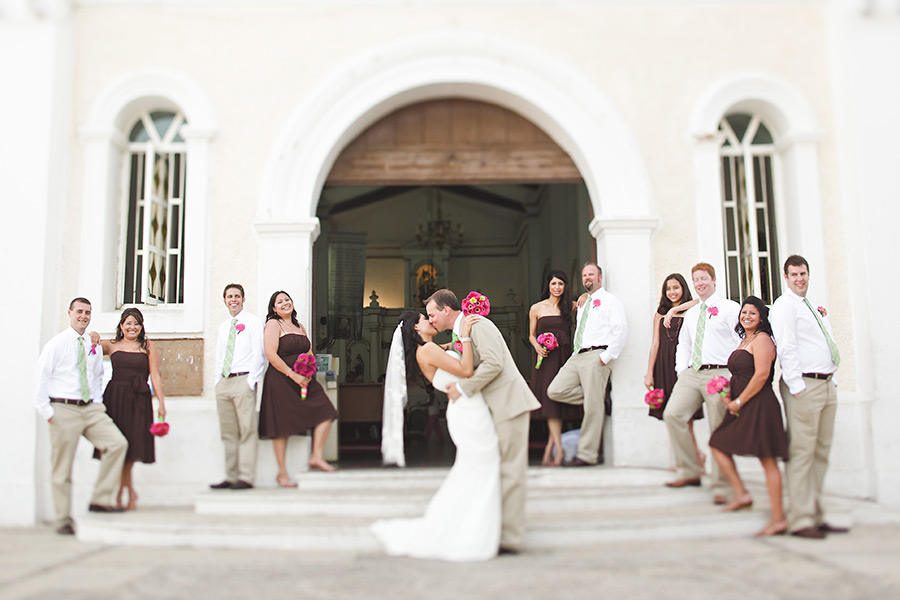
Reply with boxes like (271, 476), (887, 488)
(370, 362), (501, 561)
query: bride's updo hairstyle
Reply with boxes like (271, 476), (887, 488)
(398, 311), (425, 385)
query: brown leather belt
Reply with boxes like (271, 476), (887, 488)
(578, 345), (608, 354)
(698, 364), (728, 371)
(227, 372), (249, 378)
(49, 397), (91, 406)
(802, 372), (833, 381)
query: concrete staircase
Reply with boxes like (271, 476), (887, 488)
(75, 466), (861, 550)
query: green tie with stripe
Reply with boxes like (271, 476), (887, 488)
(77, 336), (90, 402)
(803, 298), (840, 367)
(222, 318), (238, 377)
(573, 303), (590, 352)
(691, 303), (707, 370)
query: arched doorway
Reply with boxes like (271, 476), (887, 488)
(314, 99), (594, 464)
(254, 31), (658, 468)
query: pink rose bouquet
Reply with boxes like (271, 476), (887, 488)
(149, 416), (170, 437)
(707, 375), (736, 416)
(462, 291), (491, 316)
(535, 332), (559, 369)
(644, 387), (664, 410)
(293, 352), (317, 400)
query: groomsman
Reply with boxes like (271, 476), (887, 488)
(547, 262), (627, 466)
(33, 298), (128, 535)
(211, 284), (265, 490)
(663, 263), (740, 503)
(770, 255), (845, 539)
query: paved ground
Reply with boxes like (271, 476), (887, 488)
(2, 523), (900, 600)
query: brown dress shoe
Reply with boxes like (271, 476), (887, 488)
(88, 504), (126, 513)
(790, 526), (826, 539)
(818, 523), (849, 534)
(56, 523), (75, 535)
(566, 458), (594, 467)
(665, 478), (701, 488)
(209, 480), (233, 490)
(230, 480), (254, 490)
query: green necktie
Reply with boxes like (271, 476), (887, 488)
(573, 303), (591, 352)
(222, 318), (238, 377)
(77, 336), (90, 402)
(803, 298), (840, 367)
(691, 303), (707, 370)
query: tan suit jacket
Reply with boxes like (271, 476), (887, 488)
(456, 317), (541, 422)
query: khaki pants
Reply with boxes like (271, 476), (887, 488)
(663, 368), (729, 497)
(547, 349), (611, 465)
(781, 378), (837, 532)
(495, 413), (530, 549)
(215, 375), (259, 484)
(48, 403), (128, 528)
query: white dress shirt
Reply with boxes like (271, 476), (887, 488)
(770, 288), (838, 394)
(573, 287), (628, 365)
(674, 292), (741, 374)
(33, 327), (105, 421)
(214, 309), (266, 389)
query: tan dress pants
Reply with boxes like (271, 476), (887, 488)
(781, 377), (837, 532)
(215, 375), (259, 484)
(495, 412), (530, 550)
(662, 367), (729, 497)
(48, 402), (128, 528)
(547, 349), (611, 464)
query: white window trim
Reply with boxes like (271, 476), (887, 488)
(689, 71), (829, 299)
(78, 69), (217, 334)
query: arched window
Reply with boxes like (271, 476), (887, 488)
(719, 113), (781, 304)
(121, 110), (188, 305)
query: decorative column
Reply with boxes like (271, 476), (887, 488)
(253, 218), (321, 326)
(590, 216), (659, 467)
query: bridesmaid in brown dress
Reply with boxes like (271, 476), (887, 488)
(528, 269), (579, 466)
(643, 273), (705, 467)
(91, 308), (166, 510)
(259, 291), (337, 487)
(709, 296), (788, 537)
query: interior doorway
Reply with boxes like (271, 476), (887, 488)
(312, 99), (593, 466)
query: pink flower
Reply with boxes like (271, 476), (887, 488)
(592, 299), (601, 307)
(706, 376), (729, 395)
(89, 343), (97, 355)
(535, 332), (559, 369)
(817, 306), (827, 317)
(462, 291), (491, 316)
(707, 306), (719, 316)
(235, 323), (245, 333)
(453, 341), (463, 354)
(149, 418), (170, 437)
(293, 352), (317, 400)
(644, 387), (664, 409)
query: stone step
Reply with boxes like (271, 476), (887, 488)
(75, 467), (866, 551)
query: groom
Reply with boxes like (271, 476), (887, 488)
(426, 289), (541, 554)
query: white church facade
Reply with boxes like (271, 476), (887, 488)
(2, 0), (898, 526)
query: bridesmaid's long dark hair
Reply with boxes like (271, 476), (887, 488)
(656, 273), (693, 316)
(541, 269), (573, 325)
(398, 311), (425, 386)
(114, 307), (149, 351)
(266, 290), (300, 327)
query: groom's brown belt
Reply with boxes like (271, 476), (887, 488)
(49, 398), (92, 406)
(697, 364), (728, 371)
(578, 345), (608, 354)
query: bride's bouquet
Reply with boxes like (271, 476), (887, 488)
(535, 332), (558, 369)
(293, 352), (317, 400)
(462, 291), (491, 316)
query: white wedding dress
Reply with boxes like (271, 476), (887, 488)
(370, 358), (501, 561)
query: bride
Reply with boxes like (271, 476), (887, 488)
(371, 310), (501, 562)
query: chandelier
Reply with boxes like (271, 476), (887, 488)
(416, 195), (463, 250)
